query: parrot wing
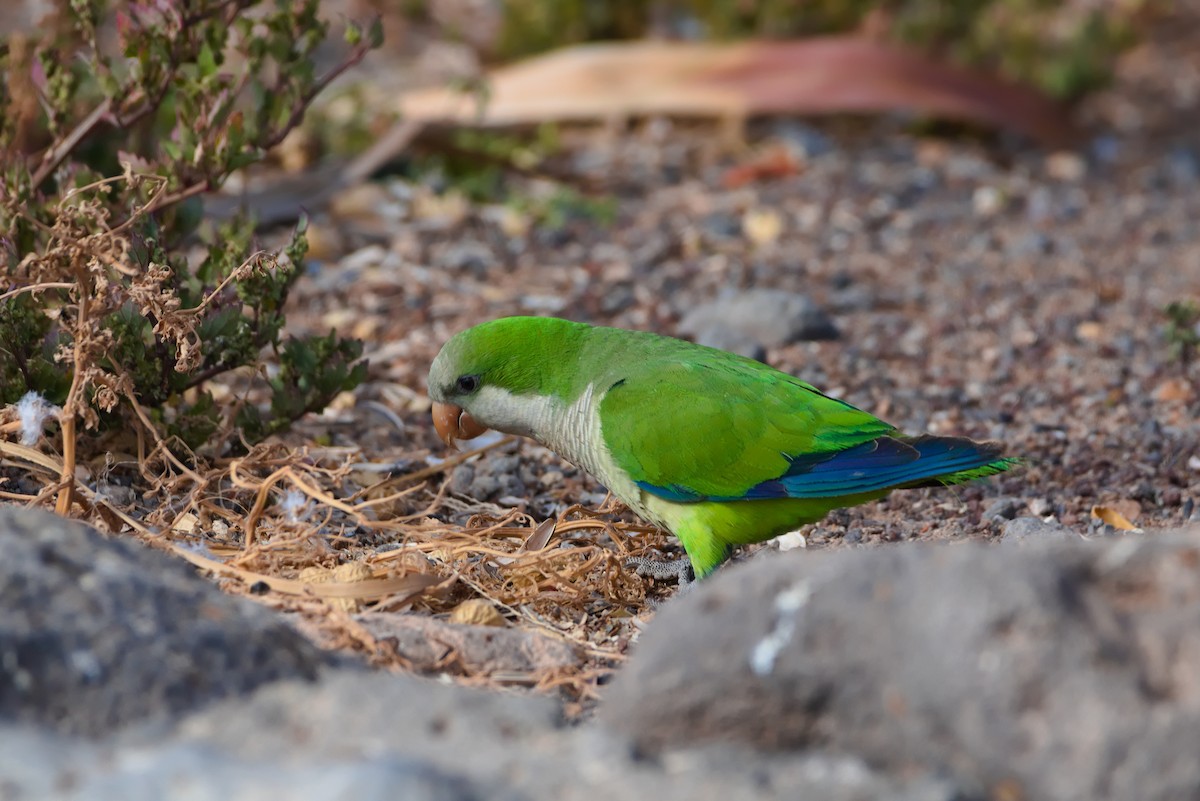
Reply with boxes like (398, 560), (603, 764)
(598, 357), (910, 502)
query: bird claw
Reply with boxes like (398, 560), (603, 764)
(625, 555), (695, 586)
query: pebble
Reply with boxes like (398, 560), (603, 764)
(983, 497), (1023, 522)
(1166, 146), (1199, 186)
(1045, 151), (1087, 182)
(1028, 498), (1054, 517)
(773, 121), (834, 160)
(440, 241), (494, 276)
(972, 186), (1005, 217)
(999, 517), (1078, 546)
(702, 212), (742, 239)
(678, 289), (839, 357)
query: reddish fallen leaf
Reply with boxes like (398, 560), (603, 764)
(722, 144), (802, 188)
(399, 38), (1076, 147)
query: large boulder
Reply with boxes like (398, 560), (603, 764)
(0, 506), (331, 736)
(602, 529), (1200, 801)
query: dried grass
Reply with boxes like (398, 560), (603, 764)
(0, 410), (675, 706)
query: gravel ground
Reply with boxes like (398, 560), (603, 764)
(44, 5), (1190, 699)
(282, 114), (1200, 559)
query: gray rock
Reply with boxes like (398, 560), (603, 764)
(450, 453), (527, 500)
(602, 535), (1200, 801)
(0, 507), (329, 736)
(982, 496), (1023, 522)
(685, 325), (767, 361)
(701, 211), (742, 239)
(127, 669), (962, 801)
(352, 613), (580, 675)
(440, 240), (494, 277)
(678, 289), (839, 357)
(999, 515), (1079, 545)
(1027, 497), (1054, 516)
(773, 121), (835, 160)
(0, 724), (483, 801)
(1166, 145), (1199, 186)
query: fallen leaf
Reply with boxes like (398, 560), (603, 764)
(1092, 504), (1139, 531)
(521, 517), (556, 552)
(171, 512), (199, 534)
(397, 38), (1076, 146)
(722, 144), (801, 188)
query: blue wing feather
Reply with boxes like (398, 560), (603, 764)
(638, 435), (1005, 502)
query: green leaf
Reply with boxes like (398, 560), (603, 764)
(198, 42), (218, 77)
(367, 18), (385, 48)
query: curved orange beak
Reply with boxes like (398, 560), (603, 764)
(431, 402), (489, 447)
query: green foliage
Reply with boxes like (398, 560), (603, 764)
(419, 125), (562, 203)
(236, 332), (367, 442)
(511, 187), (617, 232)
(1164, 301), (1200, 375)
(0, 294), (72, 404)
(494, 0), (1152, 100)
(499, 0), (649, 60)
(0, 0), (380, 455)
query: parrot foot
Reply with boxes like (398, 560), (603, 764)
(626, 556), (695, 586)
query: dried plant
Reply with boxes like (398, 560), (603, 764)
(0, 0), (381, 513)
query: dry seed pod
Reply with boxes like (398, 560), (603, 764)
(449, 598), (506, 627)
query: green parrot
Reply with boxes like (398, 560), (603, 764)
(428, 316), (1015, 581)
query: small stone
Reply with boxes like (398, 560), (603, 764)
(1075, 321), (1104, 343)
(1089, 135), (1120, 165)
(1045, 151), (1087, 182)
(983, 497), (1023, 522)
(1166, 146), (1199, 186)
(742, 208), (784, 247)
(330, 183), (393, 220)
(1154, 378), (1194, 403)
(702, 212), (742, 239)
(773, 120), (834, 159)
(1008, 232), (1052, 258)
(687, 326), (766, 361)
(340, 244), (389, 272)
(972, 186), (1005, 217)
(775, 530), (807, 552)
(303, 219), (344, 262)
(1000, 517), (1077, 546)
(678, 289), (839, 357)
(1028, 498), (1054, 517)
(276, 127), (319, 173)
(441, 241), (493, 276)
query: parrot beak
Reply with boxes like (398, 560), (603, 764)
(432, 402), (489, 446)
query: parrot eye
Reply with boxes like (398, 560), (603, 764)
(455, 374), (480, 394)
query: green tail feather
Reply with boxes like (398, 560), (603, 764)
(918, 456), (1021, 488)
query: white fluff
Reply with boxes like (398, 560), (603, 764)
(279, 488), (310, 522)
(16, 392), (60, 446)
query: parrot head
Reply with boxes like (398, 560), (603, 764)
(427, 317), (586, 446)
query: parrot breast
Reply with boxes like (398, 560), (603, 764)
(524, 382), (658, 525)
